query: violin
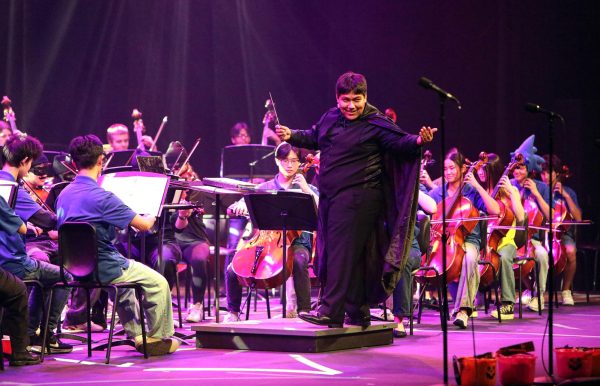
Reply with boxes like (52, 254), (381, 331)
(21, 179), (54, 214)
(479, 153), (524, 288)
(417, 152), (488, 283)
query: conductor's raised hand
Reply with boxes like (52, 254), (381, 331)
(275, 124), (291, 141)
(417, 126), (437, 145)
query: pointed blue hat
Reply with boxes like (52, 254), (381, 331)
(510, 135), (545, 173)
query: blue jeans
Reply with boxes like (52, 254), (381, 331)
(392, 248), (422, 318)
(22, 260), (72, 336)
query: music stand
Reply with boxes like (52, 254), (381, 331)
(0, 181), (18, 208)
(220, 145), (277, 180)
(245, 191), (318, 318)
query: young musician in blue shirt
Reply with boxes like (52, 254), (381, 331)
(56, 134), (179, 356)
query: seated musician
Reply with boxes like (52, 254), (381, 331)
(104, 123), (154, 155)
(20, 153), (59, 265)
(391, 186), (437, 337)
(475, 154), (526, 320)
(164, 142), (212, 323)
(428, 150), (500, 329)
(510, 146), (550, 312)
(57, 134), (179, 356)
(541, 154), (581, 306)
(224, 142), (318, 321)
(0, 133), (74, 354)
(0, 204), (41, 366)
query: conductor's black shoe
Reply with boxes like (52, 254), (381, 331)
(298, 311), (343, 328)
(9, 351), (42, 366)
(344, 315), (371, 328)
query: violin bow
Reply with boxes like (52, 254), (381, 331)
(150, 116), (168, 152)
(176, 138), (202, 177)
(268, 92), (281, 127)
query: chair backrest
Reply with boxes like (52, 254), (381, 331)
(58, 222), (99, 282)
(416, 213), (431, 256)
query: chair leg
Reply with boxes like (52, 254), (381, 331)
(105, 288), (119, 364)
(175, 273), (183, 328)
(136, 287), (148, 359)
(534, 261), (542, 316)
(40, 287), (53, 363)
(409, 276), (414, 336)
(86, 288), (92, 357)
(245, 288), (253, 321)
(265, 289), (271, 319)
(184, 265), (191, 309)
(518, 265), (523, 319)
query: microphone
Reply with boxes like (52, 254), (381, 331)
(525, 103), (565, 123)
(418, 77), (462, 109)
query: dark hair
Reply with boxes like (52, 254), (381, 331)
(68, 135), (104, 170)
(274, 142), (299, 160)
(336, 71), (367, 97)
(2, 133), (43, 167)
(446, 149), (466, 169)
(230, 122), (250, 138)
(541, 154), (562, 173)
(476, 153), (504, 191)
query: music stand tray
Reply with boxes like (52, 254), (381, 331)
(245, 191), (318, 318)
(221, 144), (277, 179)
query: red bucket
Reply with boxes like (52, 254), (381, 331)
(555, 347), (593, 379)
(591, 348), (600, 377)
(497, 353), (536, 386)
(454, 356), (497, 386)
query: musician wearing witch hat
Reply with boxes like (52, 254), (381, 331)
(224, 142), (317, 321)
(510, 135), (550, 312)
(540, 154), (581, 306)
(276, 71), (436, 328)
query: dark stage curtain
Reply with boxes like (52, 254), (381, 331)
(1, 0), (599, 244)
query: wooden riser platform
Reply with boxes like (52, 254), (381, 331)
(192, 317), (397, 353)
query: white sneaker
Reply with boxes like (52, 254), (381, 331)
(519, 290), (532, 305)
(528, 295), (545, 312)
(185, 303), (203, 323)
(222, 311), (241, 323)
(562, 290), (575, 306)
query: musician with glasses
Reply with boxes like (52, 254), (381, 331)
(223, 142), (318, 321)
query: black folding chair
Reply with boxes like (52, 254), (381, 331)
(52, 222), (149, 364)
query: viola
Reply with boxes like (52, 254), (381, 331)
(231, 228), (302, 289)
(417, 153), (488, 283)
(479, 153), (523, 288)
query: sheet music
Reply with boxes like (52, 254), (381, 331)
(100, 172), (169, 217)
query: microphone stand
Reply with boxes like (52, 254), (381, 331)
(546, 113), (556, 377)
(438, 95), (450, 386)
(248, 150), (275, 182)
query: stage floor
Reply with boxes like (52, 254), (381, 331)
(2, 293), (599, 385)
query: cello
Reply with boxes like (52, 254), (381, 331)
(417, 153), (488, 283)
(479, 154), (524, 288)
(231, 155), (316, 290)
(547, 164), (573, 275)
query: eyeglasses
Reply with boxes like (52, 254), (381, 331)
(280, 158), (299, 165)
